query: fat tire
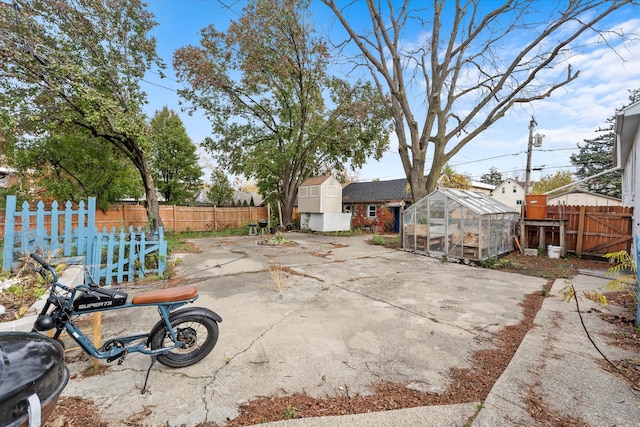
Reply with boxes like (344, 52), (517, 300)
(150, 313), (219, 368)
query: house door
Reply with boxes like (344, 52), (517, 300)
(391, 207), (401, 233)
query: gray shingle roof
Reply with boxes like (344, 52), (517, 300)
(342, 178), (412, 203)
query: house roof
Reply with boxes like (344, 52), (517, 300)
(494, 178), (525, 188)
(342, 178), (412, 203)
(615, 100), (640, 167)
(300, 176), (332, 187)
(547, 189), (622, 202)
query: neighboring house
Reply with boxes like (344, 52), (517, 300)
(298, 175), (350, 232)
(490, 179), (525, 213)
(547, 189), (622, 207)
(615, 100), (640, 261)
(342, 178), (496, 232)
(470, 181), (496, 195)
(342, 178), (412, 233)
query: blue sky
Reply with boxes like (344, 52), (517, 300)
(141, 1), (640, 185)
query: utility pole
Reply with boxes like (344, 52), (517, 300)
(524, 116), (537, 195)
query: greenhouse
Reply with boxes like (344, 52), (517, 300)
(403, 189), (519, 261)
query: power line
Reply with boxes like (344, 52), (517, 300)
(449, 147), (578, 168)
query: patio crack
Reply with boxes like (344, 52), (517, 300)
(331, 282), (476, 335)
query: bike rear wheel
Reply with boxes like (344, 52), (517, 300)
(150, 313), (219, 368)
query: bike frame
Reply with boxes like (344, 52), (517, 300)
(37, 263), (197, 361)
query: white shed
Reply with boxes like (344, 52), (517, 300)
(298, 176), (350, 232)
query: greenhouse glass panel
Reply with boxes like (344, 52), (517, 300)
(403, 189), (519, 261)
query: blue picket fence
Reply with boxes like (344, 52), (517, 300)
(87, 226), (167, 285)
(2, 196), (96, 270)
(2, 195), (166, 284)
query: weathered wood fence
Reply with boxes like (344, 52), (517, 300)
(0, 204), (269, 239)
(526, 205), (633, 257)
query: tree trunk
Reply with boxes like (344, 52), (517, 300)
(139, 159), (163, 234)
(282, 197), (294, 229)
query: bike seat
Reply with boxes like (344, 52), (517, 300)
(131, 285), (198, 305)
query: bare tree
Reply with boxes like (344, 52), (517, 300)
(321, 0), (637, 202)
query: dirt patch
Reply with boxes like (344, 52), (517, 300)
(46, 396), (109, 427)
(495, 252), (610, 280)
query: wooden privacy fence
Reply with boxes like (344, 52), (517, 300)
(525, 204), (633, 257)
(0, 204), (269, 239)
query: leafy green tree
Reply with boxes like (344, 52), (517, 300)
(0, 0), (164, 231)
(480, 167), (504, 187)
(149, 107), (202, 205)
(207, 169), (234, 206)
(173, 0), (392, 227)
(322, 0), (636, 202)
(7, 127), (142, 209)
(570, 89), (640, 199)
(531, 170), (574, 196)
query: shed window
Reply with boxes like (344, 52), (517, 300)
(368, 205), (377, 217)
(299, 187), (309, 197)
(310, 186), (320, 197)
(327, 185), (338, 197)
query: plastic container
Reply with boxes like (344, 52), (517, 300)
(547, 245), (561, 259)
(0, 332), (70, 427)
(525, 194), (548, 219)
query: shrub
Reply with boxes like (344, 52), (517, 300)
(351, 205), (371, 230)
(373, 205), (395, 231)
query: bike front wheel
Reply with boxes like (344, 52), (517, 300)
(150, 313), (219, 368)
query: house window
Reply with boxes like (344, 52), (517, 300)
(501, 187), (505, 194)
(512, 186), (517, 193)
(367, 205), (377, 217)
(344, 205), (352, 214)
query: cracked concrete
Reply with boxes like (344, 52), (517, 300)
(54, 233), (640, 426)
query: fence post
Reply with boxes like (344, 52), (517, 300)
(173, 205), (177, 231)
(123, 204), (129, 227)
(2, 195), (16, 271)
(20, 201), (31, 257)
(63, 201), (73, 256)
(51, 201), (60, 255)
(157, 226), (166, 276)
(85, 197), (96, 268)
(35, 201), (47, 250)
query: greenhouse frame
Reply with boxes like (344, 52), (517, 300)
(403, 189), (519, 261)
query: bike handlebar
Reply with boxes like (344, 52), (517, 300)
(30, 252), (52, 269)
